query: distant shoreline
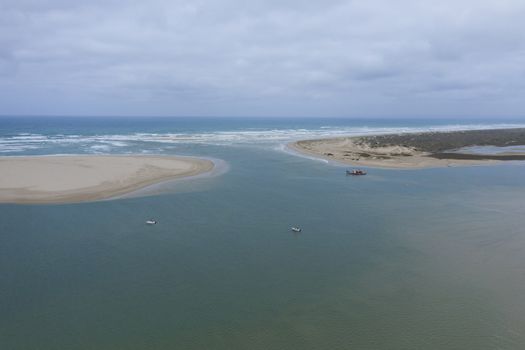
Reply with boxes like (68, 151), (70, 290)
(0, 155), (214, 204)
(290, 128), (525, 169)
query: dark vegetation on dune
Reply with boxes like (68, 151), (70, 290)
(355, 128), (525, 160)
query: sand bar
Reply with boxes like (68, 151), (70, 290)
(291, 128), (525, 169)
(0, 155), (214, 204)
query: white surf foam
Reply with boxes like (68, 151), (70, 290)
(1, 123), (525, 153)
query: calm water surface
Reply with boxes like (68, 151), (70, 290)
(1, 117), (525, 349)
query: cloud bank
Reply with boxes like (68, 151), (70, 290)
(1, 0), (524, 117)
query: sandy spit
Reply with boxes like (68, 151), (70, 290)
(289, 138), (500, 169)
(0, 155), (214, 204)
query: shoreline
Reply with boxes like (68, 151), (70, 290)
(290, 128), (525, 169)
(0, 155), (214, 204)
(110, 157), (230, 200)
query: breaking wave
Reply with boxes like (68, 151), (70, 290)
(1, 123), (525, 154)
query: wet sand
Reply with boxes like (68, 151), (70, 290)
(0, 155), (214, 204)
(291, 128), (525, 169)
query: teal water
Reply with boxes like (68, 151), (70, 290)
(1, 117), (525, 349)
(455, 145), (525, 155)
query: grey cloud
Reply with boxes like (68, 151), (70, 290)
(1, 0), (525, 117)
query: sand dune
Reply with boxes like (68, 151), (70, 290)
(290, 129), (525, 169)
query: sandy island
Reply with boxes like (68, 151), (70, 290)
(0, 155), (214, 204)
(291, 128), (525, 169)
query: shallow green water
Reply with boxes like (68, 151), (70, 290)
(3, 116), (525, 349)
(2, 143), (525, 349)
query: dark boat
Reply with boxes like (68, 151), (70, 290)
(346, 169), (367, 176)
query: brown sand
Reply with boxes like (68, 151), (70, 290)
(0, 155), (214, 204)
(290, 130), (525, 169)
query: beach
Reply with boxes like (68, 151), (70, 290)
(0, 155), (214, 204)
(291, 128), (525, 169)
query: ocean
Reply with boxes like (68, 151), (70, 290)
(1, 116), (525, 349)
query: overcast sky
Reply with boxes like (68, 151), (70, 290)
(1, 0), (524, 117)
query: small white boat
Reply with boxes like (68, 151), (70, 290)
(146, 219), (157, 225)
(291, 227), (302, 232)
